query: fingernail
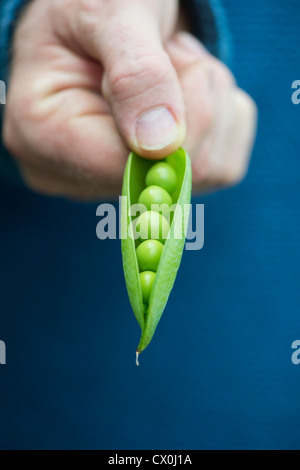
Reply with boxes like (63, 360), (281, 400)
(135, 107), (179, 151)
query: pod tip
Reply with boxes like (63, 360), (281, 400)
(136, 351), (140, 366)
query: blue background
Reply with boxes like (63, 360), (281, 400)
(0, 0), (300, 449)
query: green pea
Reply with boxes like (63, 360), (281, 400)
(136, 240), (164, 272)
(140, 271), (156, 304)
(134, 210), (170, 245)
(145, 162), (177, 195)
(138, 185), (173, 211)
(121, 148), (192, 364)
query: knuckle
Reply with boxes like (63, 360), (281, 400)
(21, 170), (63, 197)
(2, 95), (41, 160)
(54, 0), (74, 11)
(200, 103), (214, 135)
(211, 58), (236, 89)
(9, 92), (40, 126)
(74, 0), (105, 41)
(2, 120), (23, 162)
(181, 62), (214, 140)
(105, 54), (172, 102)
(19, 96), (40, 123)
(222, 164), (248, 186)
(76, 0), (103, 15)
(74, 0), (107, 21)
(234, 88), (258, 122)
(20, 169), (50, 196)
(21, 170), (48, 194)
(191, 138), (213, 182)
(2, 119), (15, 155)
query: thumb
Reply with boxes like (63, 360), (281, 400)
(74, 3), (186, 158)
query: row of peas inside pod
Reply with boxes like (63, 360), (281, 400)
(134, 161), (178, 303)
(121, 148), (192, 362)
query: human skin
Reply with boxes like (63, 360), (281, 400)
(2, 0), (257, 201)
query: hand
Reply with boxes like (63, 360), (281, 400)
(3, 0), (257, 200)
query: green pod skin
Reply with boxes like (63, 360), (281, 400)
(121, 148), (192, 364)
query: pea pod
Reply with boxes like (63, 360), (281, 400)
(121, 148), (192, 364)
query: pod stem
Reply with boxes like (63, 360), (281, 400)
(136, 351), (140, 366)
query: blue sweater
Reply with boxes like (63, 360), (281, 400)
(0, 0), (300, 450)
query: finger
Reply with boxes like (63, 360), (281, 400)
(3, 84), (129, 196)
(219, 88), (258, 185)
(193, 87), (257, 191)
(19, 161), (121, 201)
(166, 34), (256, 193)
(166, 32), (235, 163)
(19, 162), (80, 198)
(166, 33), (214, 154)
(165, 31), (210, 71)
(70, 1), (186, 158)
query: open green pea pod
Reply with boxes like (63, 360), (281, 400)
(121, 148), (192, 364)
